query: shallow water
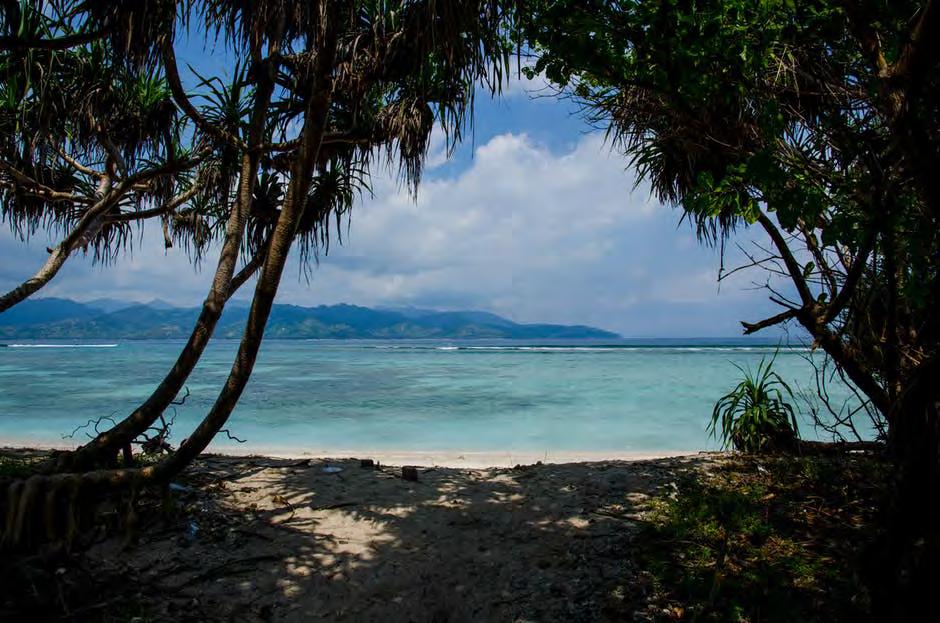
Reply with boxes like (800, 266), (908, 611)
(0, 338), (868, 454)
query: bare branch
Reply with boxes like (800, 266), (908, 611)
(218, 429), (247, 443)
(757, 211), (815, 305)
(162, 44), (247, 151)
(63, 414), (119, 440)
(170, 387), (191, 406)
(741, 309), (798, 335)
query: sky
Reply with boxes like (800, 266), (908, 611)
(0, 38), (794, 338)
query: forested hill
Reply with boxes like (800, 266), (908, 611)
(0, 298), (618, 340)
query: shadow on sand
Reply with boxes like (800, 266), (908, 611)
(76, 453), (720, 621)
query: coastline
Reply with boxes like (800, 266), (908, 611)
(0, 436), (704, 468)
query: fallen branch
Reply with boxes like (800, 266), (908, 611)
(310, 501), (357, 512)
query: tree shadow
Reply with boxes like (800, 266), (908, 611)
(82, 454), (720, 621)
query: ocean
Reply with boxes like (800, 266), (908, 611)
(0, 338), (867, 458)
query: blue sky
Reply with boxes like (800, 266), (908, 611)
(0, 39), (795, 338)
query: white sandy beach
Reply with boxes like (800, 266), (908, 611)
(84, 452), (725, 620)
(0, 435), (698, 468)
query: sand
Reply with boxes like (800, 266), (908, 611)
(61, 451), (725, 621)
(0, 436), (700, 468)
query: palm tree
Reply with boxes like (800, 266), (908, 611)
(144, 0), (514, 480)
(1, 0), (514, 549)
(0, 13), (200, 312)
(1, 1), (284, 472)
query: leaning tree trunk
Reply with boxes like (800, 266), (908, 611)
(148, 34), (338, 482)
(0, 173), (118, 314)
(53, 156), (260, 473)
(1, 20), (338, 551)
(52, 61), (281, 473)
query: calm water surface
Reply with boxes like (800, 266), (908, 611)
(0, 338), (864, 453)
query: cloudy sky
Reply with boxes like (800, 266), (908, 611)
(0, 51), (790, 338)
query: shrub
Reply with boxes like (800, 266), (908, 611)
(710, 355), (798, 453)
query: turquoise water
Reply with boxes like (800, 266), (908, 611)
(0, 339), (865, 454)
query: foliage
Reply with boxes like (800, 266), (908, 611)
(520, 6), (940, 613)
(0, 452), (41, 479)
(626, 453), (889, 622)
(709, 355), (798, 453)
(518, 0), (940, 446)
(0, 0), (518, 554)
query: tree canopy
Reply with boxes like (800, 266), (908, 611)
(521, 0), (940, 440)
(520, 1), (940, 618)
(0, 0), (516, 549)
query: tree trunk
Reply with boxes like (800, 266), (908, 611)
(0, 175), (116, 314)
(0, 244), (74, 313)
(53, 61), (280, 472)
(148, 15), (340, 483)
(2, 2), (341, 552)
(868, 361), (940, 622)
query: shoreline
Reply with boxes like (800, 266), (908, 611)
(0, 437), (706, 468)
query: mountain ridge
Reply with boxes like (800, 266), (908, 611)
(0, 298), (619, 340)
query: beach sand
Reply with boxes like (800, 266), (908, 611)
(0, 436), (700, 468)
(22, 450), (724, 621)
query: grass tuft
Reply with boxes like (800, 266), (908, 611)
(624, 452), (889, 622)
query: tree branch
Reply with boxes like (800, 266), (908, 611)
(0, 161), (89, 204)
(105, 183), (201, 223)
(0, 157), (201, 313)
(889, 0), (940, 93)
(757, 212), (815, 305)
(824, 229), (876, 322)
(798, 219), (837, 298)
(162, 45), (247, 151)
(0, 30), (104, 52)
(741, 309), (799, 335)
(229, 249), (266, 297)
(56, 150), (105, 179)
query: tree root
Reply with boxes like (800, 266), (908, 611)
(0, 468), (152, 552)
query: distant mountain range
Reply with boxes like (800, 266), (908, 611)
(0, 298), (619, 340)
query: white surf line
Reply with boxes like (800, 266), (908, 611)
(3, 343), (118, 348)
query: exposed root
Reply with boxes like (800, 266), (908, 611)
(48, 405), (181, 475)
(10, 475), (43, 548)
(0, 468), (157, 552)
(3, 479), (23, 544)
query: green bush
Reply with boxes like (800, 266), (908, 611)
(710, 355), (798, 453)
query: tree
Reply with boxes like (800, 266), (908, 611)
(520, 1), (939, 618)
(0, 0), (513, 551)
(0, 2), (274, 475)
(0, 11), (200, 312)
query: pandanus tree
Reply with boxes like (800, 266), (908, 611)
(520, 0), (940, 618)
(0, 21), (200, 312)
(0, 1), (275, 477)
(0, 0), (513, 549)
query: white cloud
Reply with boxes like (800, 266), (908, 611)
(272, 132), (779, 335)
(0, 131), (786, 336)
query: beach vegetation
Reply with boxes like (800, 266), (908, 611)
(709, 355), (798, 453)
(0, 0), (515, 552)
(520, 0), (940, 617)
(629, 452), (888, 622)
